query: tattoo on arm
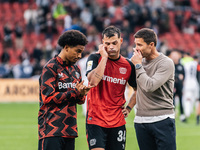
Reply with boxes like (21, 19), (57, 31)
(93, 71), (103, 80)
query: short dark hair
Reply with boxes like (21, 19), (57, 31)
(134, 28), (157, 46)
(102, 26), (121, 38)
(58, 30), (88, 48)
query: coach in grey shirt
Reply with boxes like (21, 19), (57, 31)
(131, 28), (176, 150)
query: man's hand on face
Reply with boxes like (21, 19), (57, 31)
(131, 48), (143, 65)
(97, 44), (108, 58)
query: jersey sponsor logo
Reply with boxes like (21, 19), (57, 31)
(58, 82), (76, 89)
(119, 67), (127, 74)
(87, 61), (93, 71)
(102, 75), (126, 85)
(90, 139), (96, 146)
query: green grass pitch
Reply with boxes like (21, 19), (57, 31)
(0, 103), (199, 150)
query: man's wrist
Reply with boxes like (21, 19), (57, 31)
(135, 63), (142, 70)
(126, 105), (132, 112)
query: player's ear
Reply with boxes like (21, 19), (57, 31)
(64, 45), (69, 51)
(149, 42), (154, 47)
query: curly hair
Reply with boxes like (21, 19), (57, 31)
(58, 30), (88, 48)
(134, 28), (157, 46)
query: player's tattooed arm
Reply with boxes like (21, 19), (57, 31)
(93, 71), (103, 80)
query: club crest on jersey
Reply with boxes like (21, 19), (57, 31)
(75, 72), (80, 79)
(58, 72), (64, 78)
(119, 67), (127, 74)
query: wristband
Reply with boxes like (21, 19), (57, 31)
(126, 105), (132, 112)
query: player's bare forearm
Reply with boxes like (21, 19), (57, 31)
(127, 89), (137, 109)
(122, 88), (137, 118)
(87, 57), (107, 86)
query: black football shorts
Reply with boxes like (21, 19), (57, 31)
(86, 124), (126, 150)
(38, 136), (75, 150)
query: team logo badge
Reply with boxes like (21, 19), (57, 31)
(58, 72), (64, 78)
(119, 67), (127, 74)
(87, 61), (93, 71)
(90, 139), (96, 146)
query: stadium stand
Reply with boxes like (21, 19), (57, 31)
(0, 0), (200, 78)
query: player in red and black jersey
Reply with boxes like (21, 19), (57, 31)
(38, 30), (92, 150)
(86, 26), (137, 150)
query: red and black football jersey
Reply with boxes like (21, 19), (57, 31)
(38, 55), (85, 140)
(86, 54), (137, 128)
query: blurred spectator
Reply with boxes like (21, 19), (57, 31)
(75, 0), (85, 9)
(151, 0), (163, 9)
(0, 63), (13, 78)
(127, 45), (134, 59)
(3, 22), (13, 49)
(181, 51), (194, 65)
(120, 40), (129, 57)
(80, 7), (93, 25)
(137, 7), (151, 26)
(12, 48), (33, 78)
(124, 0), (141, 32)
(68, 2), (81, 18)
(32, 58), (46, 79)
(159, 39), (169, 55)
(52, 2), (66, 19)
(174, 10), (184, 31)
(103, 14), (111, 29)
(64, 17), (82, 32)
(12, 59), (33, 78)
(43, 38), (53, 61)
(1, 48), (10, 64)
(84, 25), (100, 52)
(169, 50), (186, 122)
(36, 0), (50, 16)
(121, 19), (131, 42)
(164, 0), (175, 10)
(24, 4), (38, 34)
(20, 48), (30, 62)
(150, 10), (159, 27)
(182, 53), (199, 119)
(64, 13), (72, 29)
(44, 13), (57, 40)
(0, 48), (13, 78)
(36, 6), (46, 34)
(32, 42), (43, 63)
(157, 7), (169, 34)
(183, 23), (195, 34)
(90, 2), (107, 32)
(14, 22), (24, 50)
(112, 4), (124, 29)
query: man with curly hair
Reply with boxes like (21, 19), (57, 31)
(38, 30), (92, 150)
